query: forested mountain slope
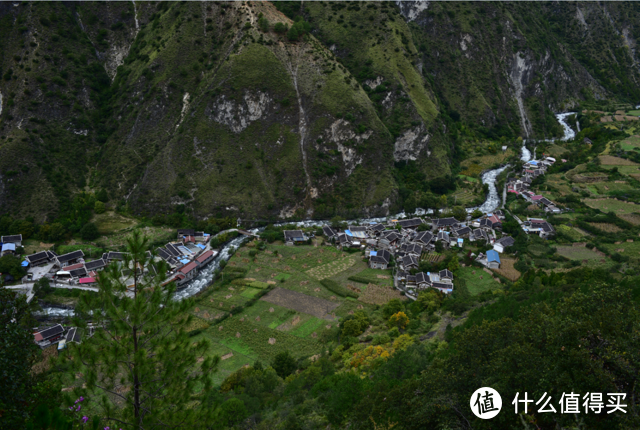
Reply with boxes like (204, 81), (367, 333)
(1, 1), (639, 222)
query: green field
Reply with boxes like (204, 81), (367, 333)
(601, 240), (640, 257)
(556, 246), (606, 262)
(451, 189), (477, 204)
(458, 174), (479, 183)
(584, 198), (640, 215)
(91, 211), (139, 234)
(182, 241), (385, 383)
(457, 267), (502, 296)
(619, 135), (640, 151)
(592, 181), (635, 194)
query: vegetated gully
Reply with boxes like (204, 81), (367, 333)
(40, 114), (576, 315)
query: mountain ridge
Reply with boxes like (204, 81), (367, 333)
(1, 1), (639, 223)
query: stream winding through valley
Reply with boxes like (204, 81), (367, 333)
(39, 113), (576, 314)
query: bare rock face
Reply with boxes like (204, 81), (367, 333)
(323, 119), (373, 176)
(393, 125), (430, 162)
(207, 91), (272, 133)
(395, 0), (430, 22)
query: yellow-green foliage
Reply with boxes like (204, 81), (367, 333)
(388, 311), (409, 330)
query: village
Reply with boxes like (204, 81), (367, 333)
(283, 212), (551, 299)
(2, 150), (567, 350)
(0, 146), (572, 356)
(2, 228), (221, 350)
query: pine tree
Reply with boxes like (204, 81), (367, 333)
(70, 230), (218, 429)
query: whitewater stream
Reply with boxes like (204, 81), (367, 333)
(37, 113), (577, 313)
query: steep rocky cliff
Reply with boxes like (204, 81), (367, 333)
(404, 1), (640, 139)
(1, 1), (639, 222)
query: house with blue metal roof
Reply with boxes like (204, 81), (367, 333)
(475, 250), (501, 269)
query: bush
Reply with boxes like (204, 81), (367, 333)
(387, 311), (409, 330)
(274, 22), (288, 34)
(80, 223), (99, 241)
(341, 311), (370, 337)
(272, 350), (297, 378)
(382, 299), (403, 319)
(94, 201), (106, 214)
(347, 275), (372, 284)
(319, 279), (358, 298)
(372, 334), (391, 345)
(258, 15), (269, 32)
(0, 255), (26, 280)
(33, 277), (53, 298)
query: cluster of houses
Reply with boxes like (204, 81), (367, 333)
(508, 157), (561, 214)
(506, 157), (558, 238)
(16, 229), (217, 289)
(155, 229), (217, 287)
(284, 213), (520, 296)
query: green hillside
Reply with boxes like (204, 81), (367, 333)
(2, 1), (640, 223)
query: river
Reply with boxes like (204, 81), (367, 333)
(37, 113), (577, 312)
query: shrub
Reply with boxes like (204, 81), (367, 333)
(388, 311), (409, 330)
(80, 223), (99, 241)
(372, 334), (391, 345)
(33, 277), (53, 298)
(320, 279), (358, 298)
(274, 22), (288, 34)
(272, 350), (297, 378)
(341, 311), (370, 337)
(382, 299), (403, 319)
(347, 275), (372, 284)
(258, 15), (269, 32)
(94, 201), (106, 214)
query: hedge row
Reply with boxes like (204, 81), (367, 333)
(347, 276), (373, 284)
(320, 279), (358, 298)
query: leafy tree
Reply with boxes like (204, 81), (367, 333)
(33, 277), (53, 298)
(287, 17), (311, 41)
(94, 201), (106, 214)
(447, 257), (459, 273)
(330, 216), (345, 230)
(471, 208), (483, 219)
(38, 223), (67, 243)
(388, 311), (409, 330)
(341, 311), (370, 338)
(274, 22), (288, 34)
(272, 350), (297, 379)
(9, 219), (34, 239)
(452, 205), (467, 221)
(0, 255), (26, 280)
(218, 398), (248, 427)
(257, 14), (269, 32)
(382, 299), (403, 319)
(79, 223), (99, 241)
(417, 289), (443, 315)
(0, 288), (40, 429)
(392, 334), (415, 351)
(95, 189), (108, 203)
(70, 230), (218, 429)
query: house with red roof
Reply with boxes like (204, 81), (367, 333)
(195, 250), (216, 267)
(174, 261), (198, 286)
